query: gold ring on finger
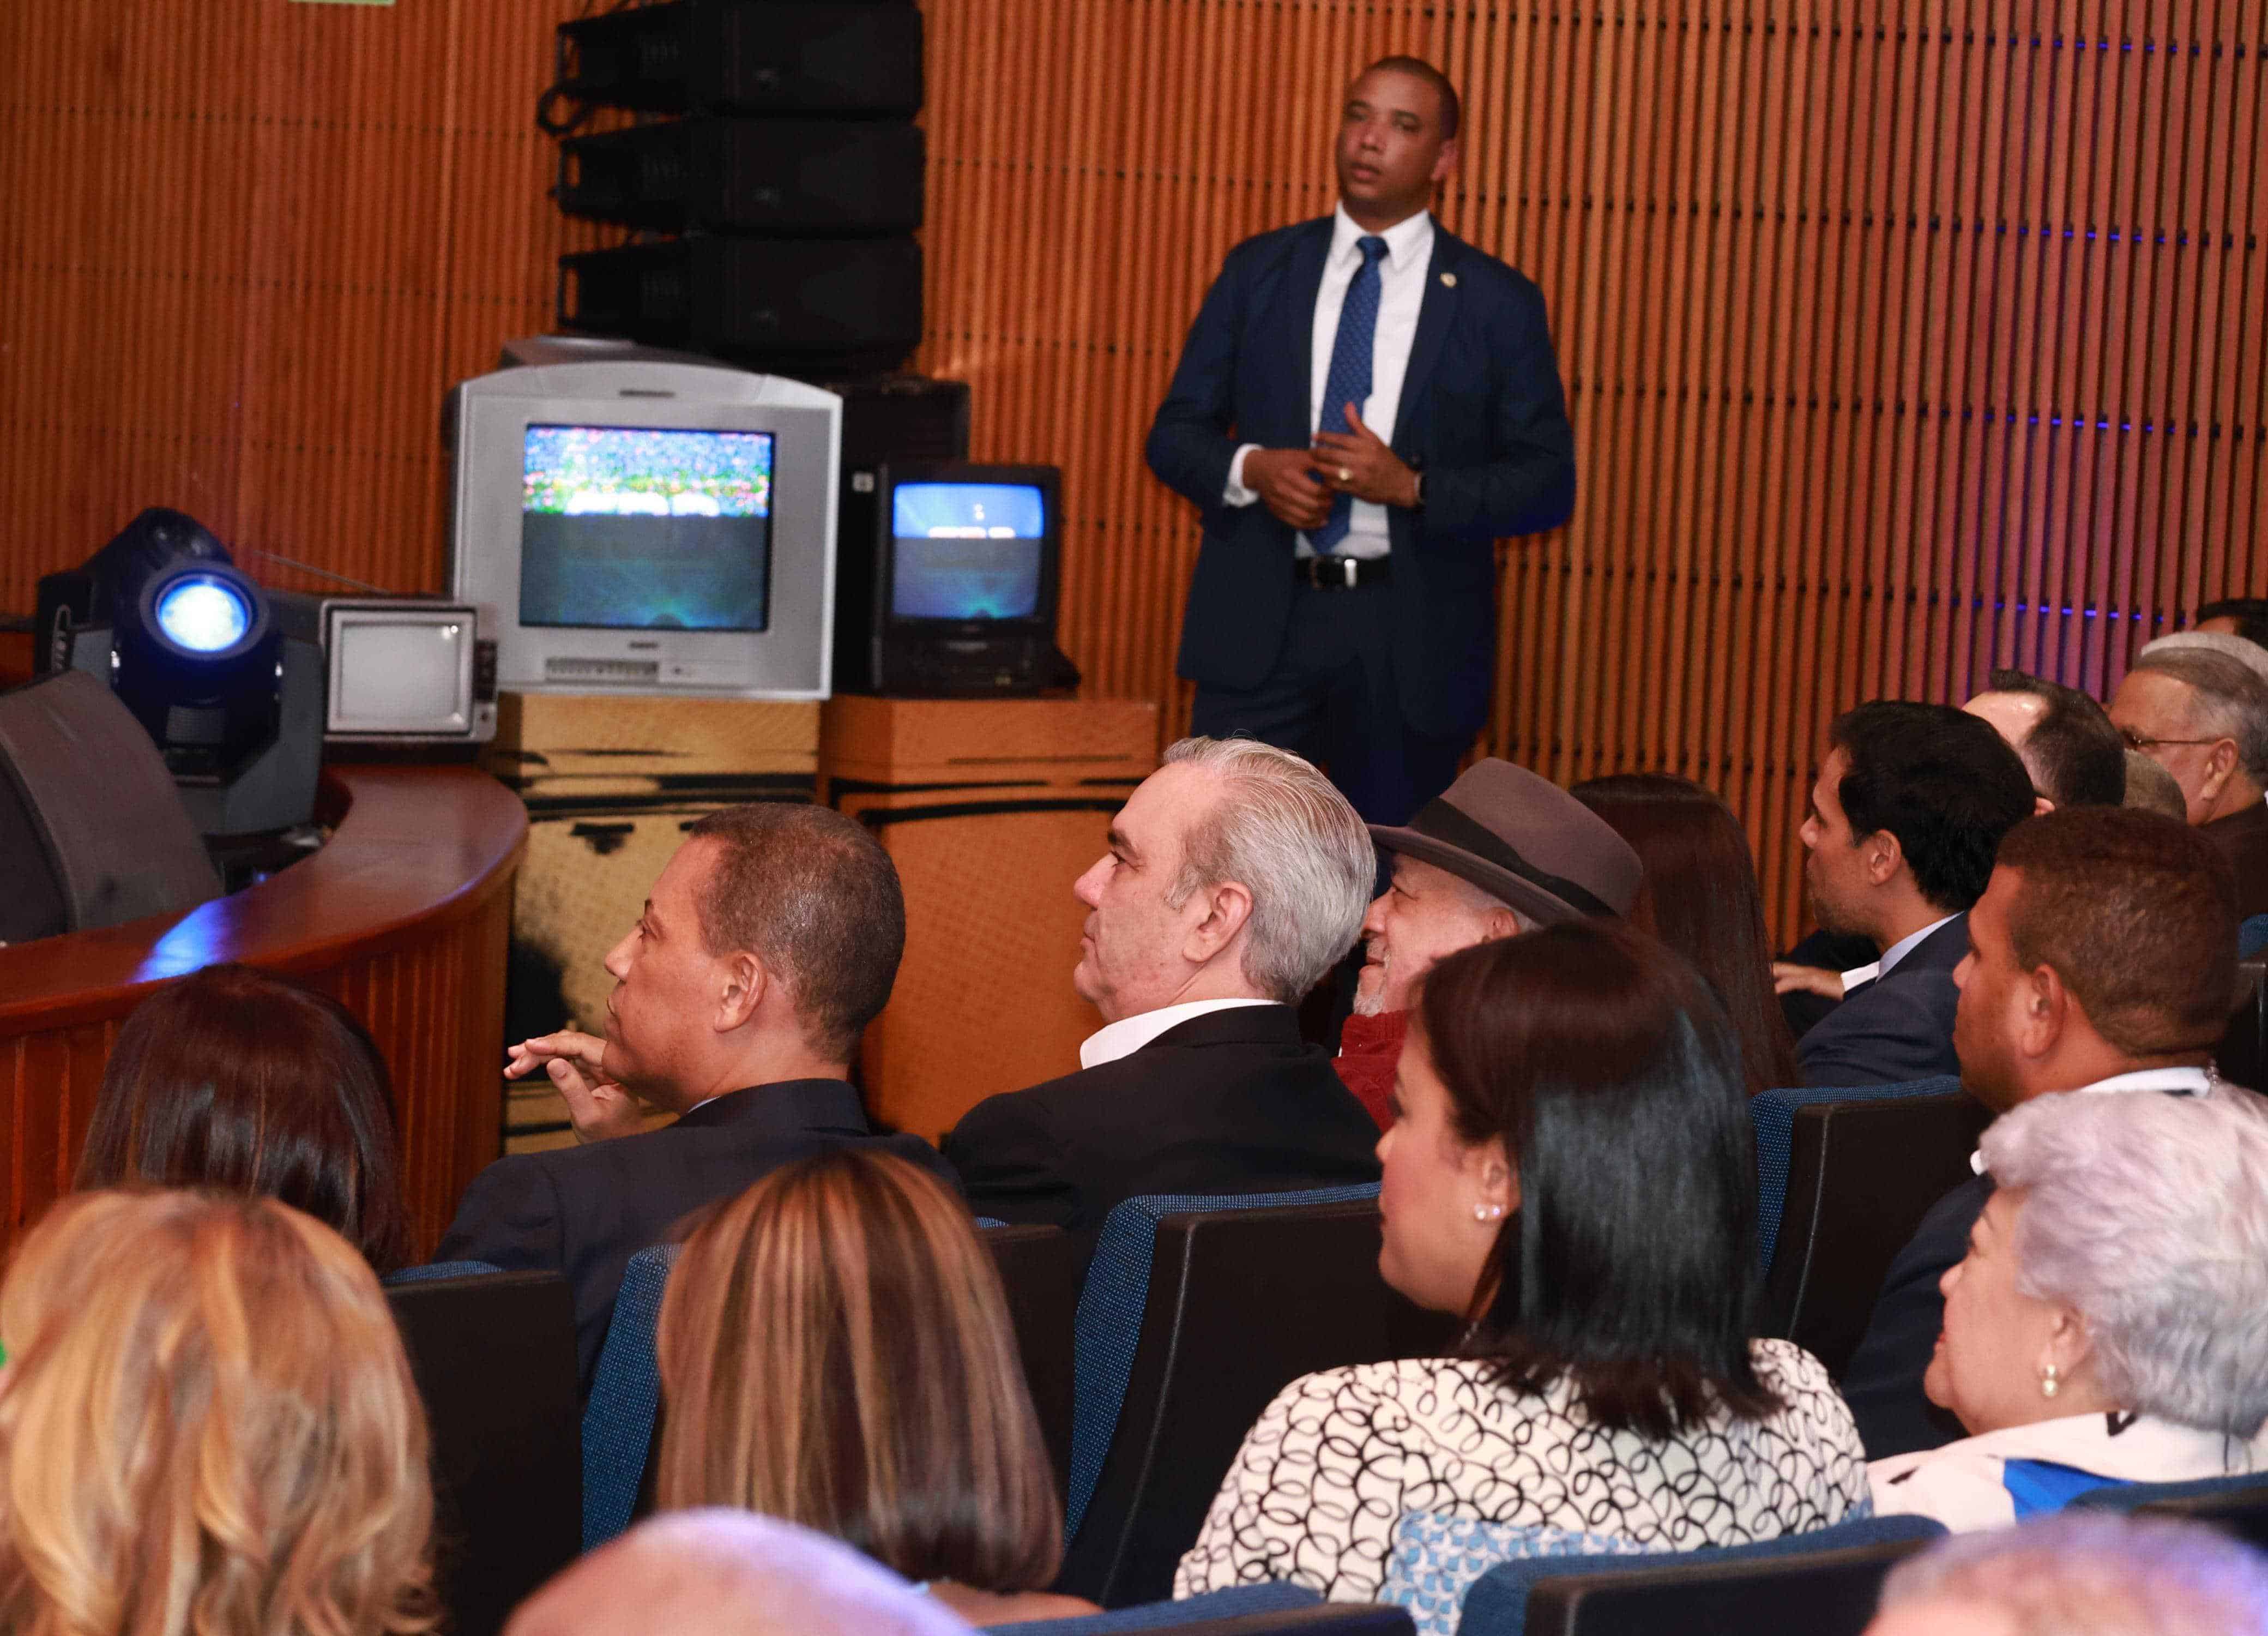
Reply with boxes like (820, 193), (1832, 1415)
(1338, 467), (1352, 483)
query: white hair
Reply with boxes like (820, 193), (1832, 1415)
(1159, 737), (1374, 1003)
(1878, 1511), (2268, 1635)
(1980, 1086), (2268, 1438)
(2131, 643), (2268, 781)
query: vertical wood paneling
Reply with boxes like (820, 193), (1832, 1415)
(4, 0), (2263, 937)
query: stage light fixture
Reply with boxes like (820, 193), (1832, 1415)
(153, 574), (255, 654)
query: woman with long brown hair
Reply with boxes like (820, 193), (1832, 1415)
(655, 1148), (1094, 1626)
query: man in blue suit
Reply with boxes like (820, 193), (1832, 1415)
(1145, 57), (1576, 825)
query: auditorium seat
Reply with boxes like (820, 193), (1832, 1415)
(2239, 916), (2268, 961)
(384, 1258), (506, 1284)
(2071, 1471), (2268, 1551)
(582, 1242), (680, 1550)
(1457, 1514), (1947, 1636)
(1750, 1078), (1983, 1376)
(985, 1220), (1085, 1500)
(991, 1582), (1412, 1634)
(1058, 1187), (1460, 1609)
(2216, 958), (2268, 1090)
(384, 1269), (580, 1636)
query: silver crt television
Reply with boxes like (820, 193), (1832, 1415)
(445, 336), (841, 698)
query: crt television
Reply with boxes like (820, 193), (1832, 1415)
(835, 460), (1072, 696)
(446, 337), (841, 697)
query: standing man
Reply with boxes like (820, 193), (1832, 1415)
(1145, 57), (1576, 825)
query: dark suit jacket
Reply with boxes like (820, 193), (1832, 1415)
(434, 1079), (956, 1389)
(942, 1005), (1384, 1235)
(1796, 915), (1970, 1088)
(1145, 217), (1576, 739)
(2203, 801), (2268, 919)
(1839, 1172), (1987, 1458)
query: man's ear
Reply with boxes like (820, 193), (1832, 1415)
(1477, 904), (1524, 942)
(1183, 880), (1256, 966)
(1431, 136), (1461, 184)
(715, 950), (768, 1033)
(1862, 828), (1907, 888)
(2199, 738), (2241, 804)
(2019, 961), (2070, 1061)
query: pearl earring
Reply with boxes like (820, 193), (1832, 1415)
(1472, 1202), (1504, 1223)
(2041, 1364), (2060, 1400)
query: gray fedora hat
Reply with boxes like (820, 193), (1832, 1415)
(1369, 759), (1643, 925)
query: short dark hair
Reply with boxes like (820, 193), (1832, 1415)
(77, 964), (415, 1274)
(1363, 55), (1461, 141)
(1570, 774), (1799, 1093)
(684, 804), (904, 1062)
(1984, 668), (2128, 808)
(1416, 922), (1777, 1440)
(2196, 598), (2268, 649)
(1829, 701), (2035, 915)
(1995, 808), (2240, 1056)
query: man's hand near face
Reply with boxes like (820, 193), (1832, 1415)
(506, 1028), (649, 1144)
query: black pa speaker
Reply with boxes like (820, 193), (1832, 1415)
(560, 235), (921, 374)
(0, 670), (221, 942)
(557, 117), (924, 234)
(557, 0), (923, 116)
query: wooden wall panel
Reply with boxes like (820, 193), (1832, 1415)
(4, 0), (2263, 937)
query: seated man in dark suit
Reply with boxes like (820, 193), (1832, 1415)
(944, 736), (1384, 1232)
(435, 804), (952, 1387)
(1789, 701), (2034, 1086)
(1839, 807), (2238, 1457)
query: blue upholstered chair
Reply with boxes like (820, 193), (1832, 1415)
(581, 1242), (681, 1550)
(382, 1258), (504, 1284)
(2071, 1470), (2268, 1551)
(1455, 1513), (1948, 1636)
(985, 1581), (1412, 1634)
(1749, 1077), (1983, 1375)
(1059, 1185), (1458, 1608)
(2238, 914), (2268, 961)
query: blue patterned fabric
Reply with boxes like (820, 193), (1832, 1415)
(1066, 1183), (1384, 1537)
(2241, 914), (2268, 960)
(986, 1581), (1322, 1634)
(382, 1259), (504, 1285)
(1385, 1515), (1644, 1636)
(1453, 1512), (1945, 1636)
(1308, 235), (1390, 554)
(581, 1242), (681, 1551)
(1749, 1077), (1963, 1274)
(2002, 1458), (2133, 1519)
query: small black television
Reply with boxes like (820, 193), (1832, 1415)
(834, 460), (1076, 696)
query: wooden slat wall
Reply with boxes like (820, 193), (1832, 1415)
(5, 0), (2262, 936)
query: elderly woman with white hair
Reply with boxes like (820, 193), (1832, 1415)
(1871, 1086), (2268, 1529)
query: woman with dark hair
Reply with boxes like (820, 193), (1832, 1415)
(1571, 773), (1800, 1092)
(1176, 923), (1866, 1628)
(77, 963), (415, 1273)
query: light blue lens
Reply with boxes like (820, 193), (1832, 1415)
(154, 577), (252, 653)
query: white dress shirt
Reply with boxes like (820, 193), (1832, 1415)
(1838, 912), (1959, 993)
(1078, 997), (1281, 1070)
(1221, 204), (1436, 561)
(1971, 1063), (2213, 1174)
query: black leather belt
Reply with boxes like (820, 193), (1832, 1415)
(1295, 555), (1391, 590)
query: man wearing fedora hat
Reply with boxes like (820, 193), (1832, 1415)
(1335, 759), (1643, 1124)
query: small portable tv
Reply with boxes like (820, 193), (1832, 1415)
(268, 592), (496, 745)
(834, 460), (1075, 696)
(446, 336), (841, 698)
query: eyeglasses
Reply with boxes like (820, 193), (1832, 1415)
(2120, 729), (2222, 753)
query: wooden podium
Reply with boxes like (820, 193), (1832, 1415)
(823, 696), (1158, 1141)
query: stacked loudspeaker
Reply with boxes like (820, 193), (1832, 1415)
(550, 0), (926, 374)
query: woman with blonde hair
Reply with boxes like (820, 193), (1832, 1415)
(0, 1189), (436, 1636)
(656, 1147), (1094, 1626)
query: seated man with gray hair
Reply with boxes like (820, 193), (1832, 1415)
(945, 737), (1384, 1232)
(2109, 633), (2268, 915)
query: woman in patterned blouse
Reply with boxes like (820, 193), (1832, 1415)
(1176, 922), (1869, 1619)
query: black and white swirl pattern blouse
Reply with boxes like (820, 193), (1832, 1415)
(1174, 1340), (1869, 1602)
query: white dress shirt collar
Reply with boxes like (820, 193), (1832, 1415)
(1079, 997), (1281, 1070)
(1329, 202), (1434, 275)
(1971, 1063), (2214, 1172)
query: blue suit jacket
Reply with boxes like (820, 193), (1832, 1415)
(1145, 217), (1576, 739)
(1796, 915), (1970, 1088)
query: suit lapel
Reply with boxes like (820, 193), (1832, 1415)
(1393, 228), (1464, 451)
(1285, 219), (1334, 434)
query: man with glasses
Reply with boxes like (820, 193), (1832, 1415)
(2108, 634), (2268, 917)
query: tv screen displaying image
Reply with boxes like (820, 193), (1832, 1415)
(520, 425), (774, 630)
(890, 482), (1046, 622)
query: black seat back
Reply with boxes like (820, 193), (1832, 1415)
(387, 1271), (581, 1636)
(2073, 1473), (2268, 1552)
(985, 1222), (1085, 1504)
(1522, 1535), (1933, 1636)
(2216, 959), (2268, 1089)
(1763, 1091), (1990, 1375)
(1057, 1199), (1458, 1608)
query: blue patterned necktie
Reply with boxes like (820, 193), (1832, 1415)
(1309, 234), (1390, 555)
